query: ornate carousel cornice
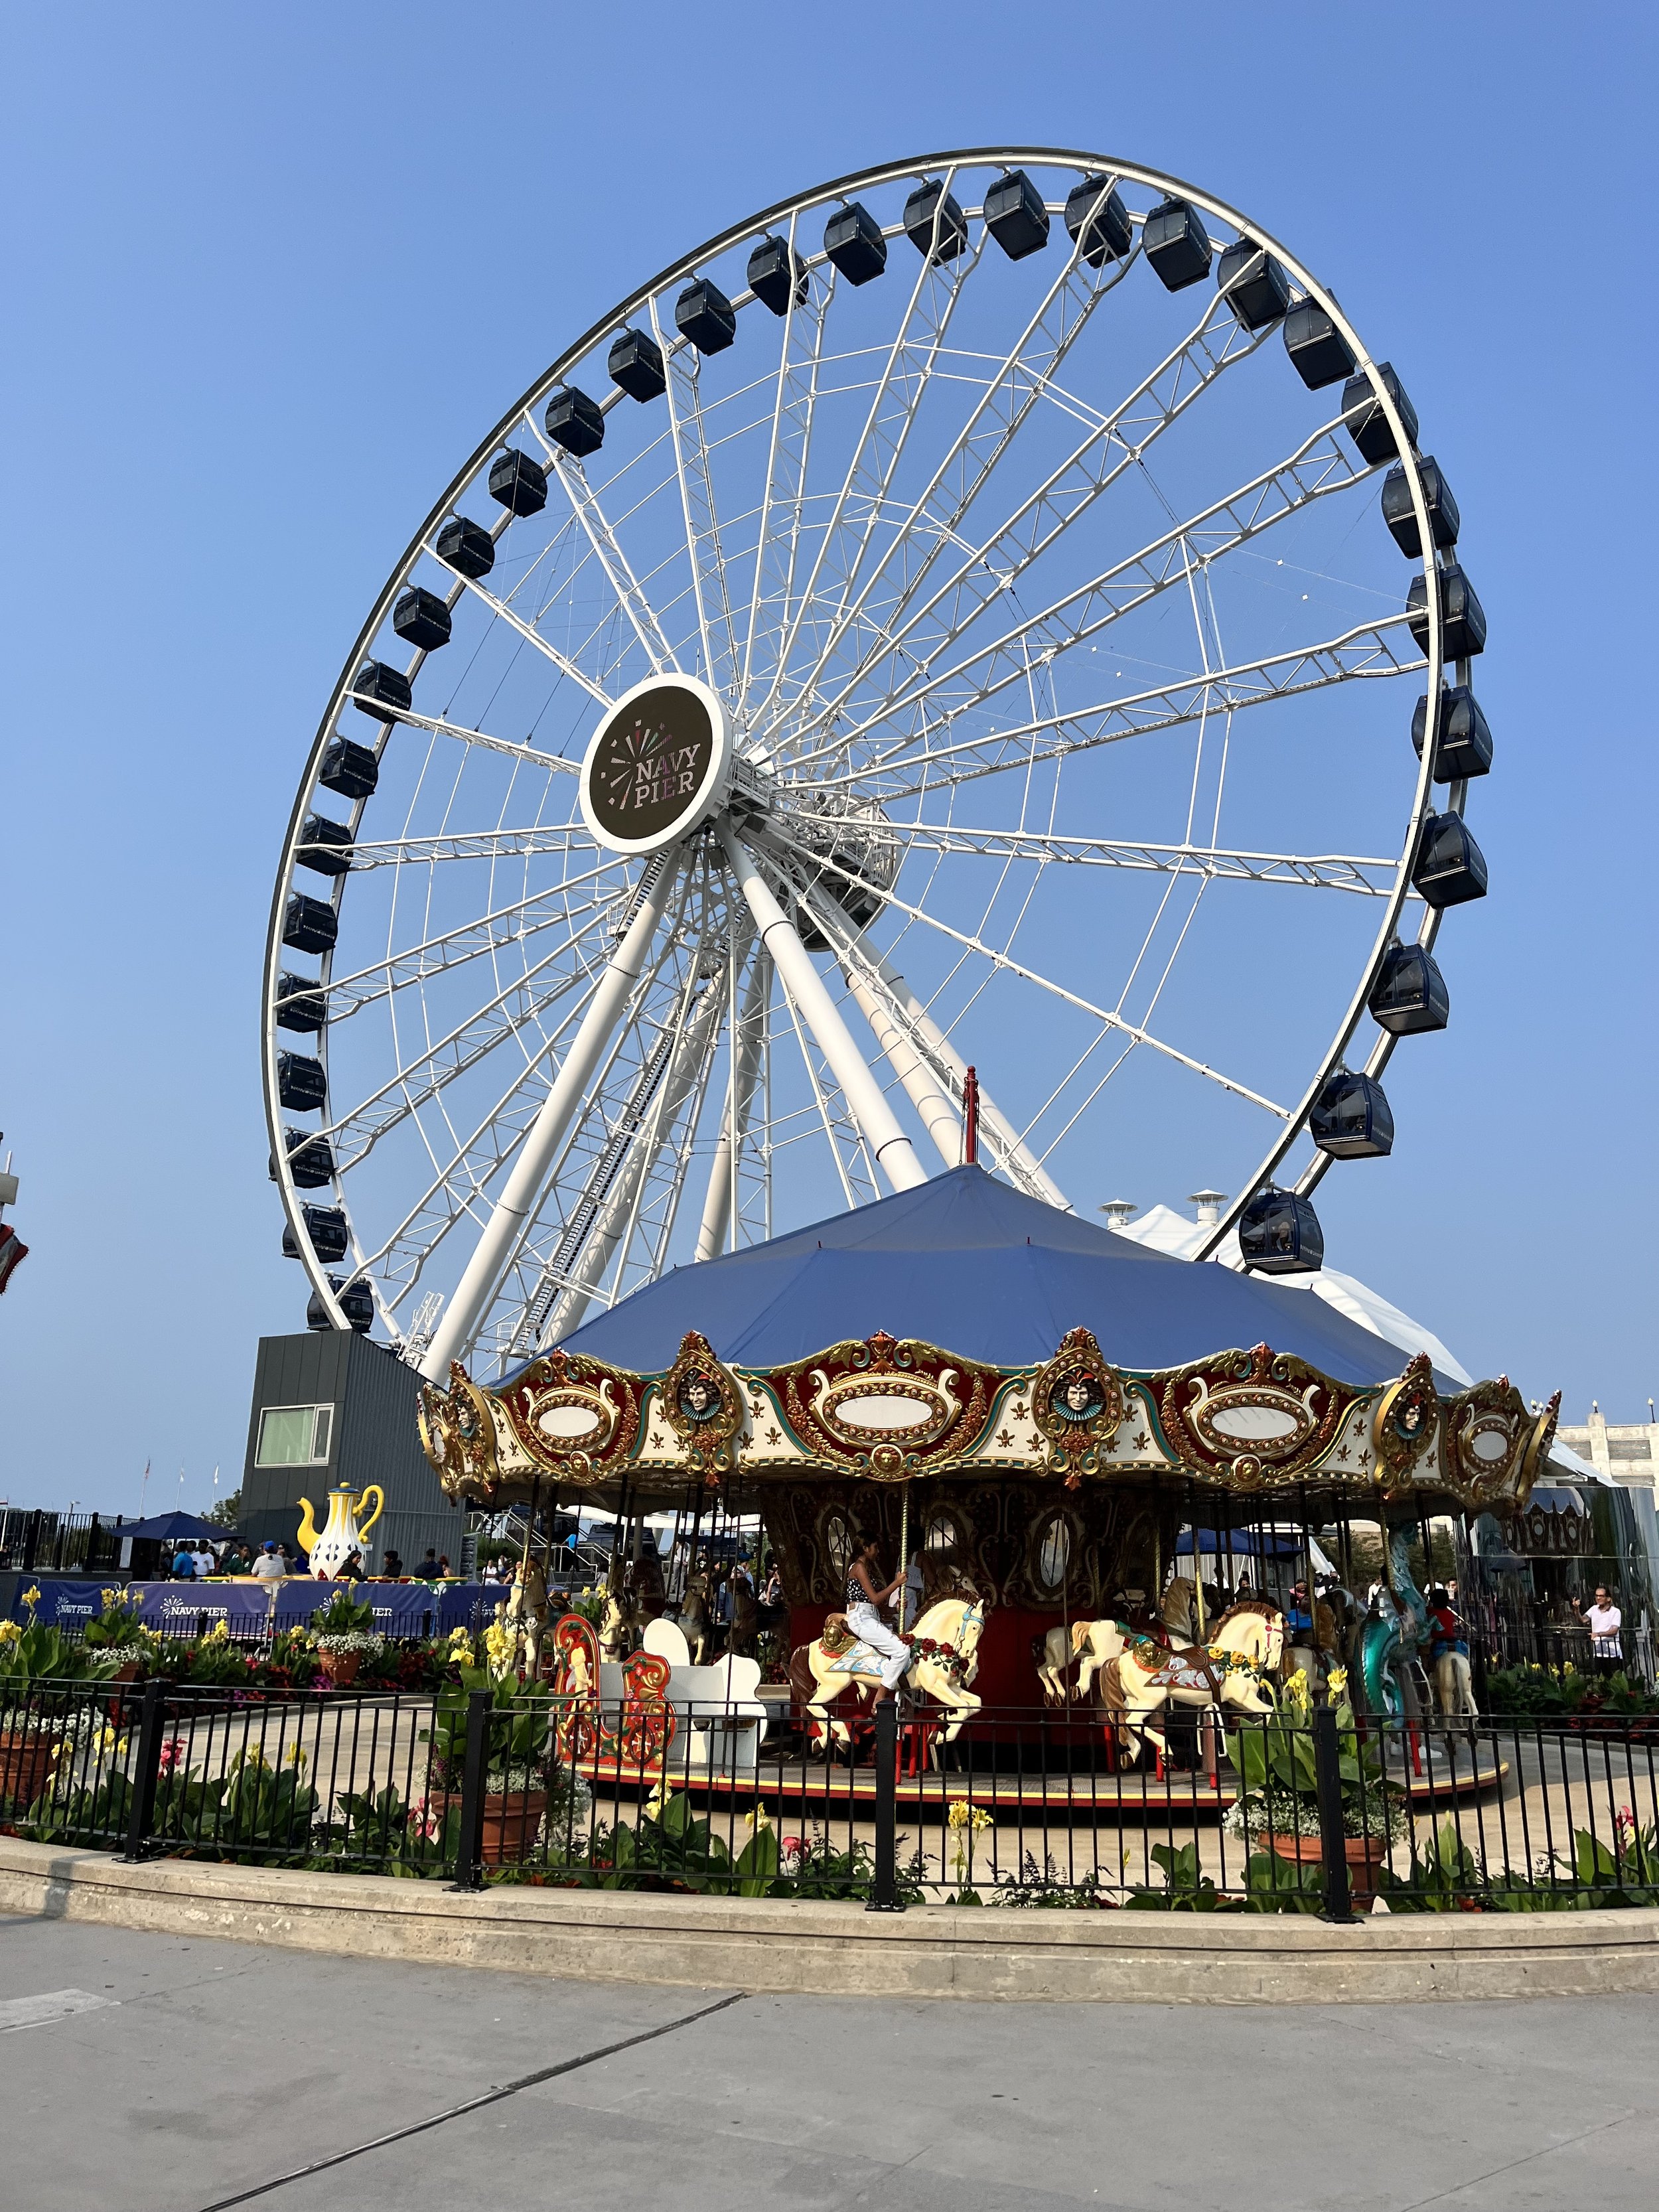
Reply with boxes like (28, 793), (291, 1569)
(417, 1325), (1559, 1521)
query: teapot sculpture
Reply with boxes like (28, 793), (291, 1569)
(296, 1484), (385, 1580)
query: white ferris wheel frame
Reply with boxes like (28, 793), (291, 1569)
(261, 146), (1459, 1376)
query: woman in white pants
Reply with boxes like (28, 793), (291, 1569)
(845, 1538), (912, 1702)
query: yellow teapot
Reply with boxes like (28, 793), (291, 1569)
(296, 1484), (384, 1580)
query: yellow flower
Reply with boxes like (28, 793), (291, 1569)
(0, 1620), (21, 1647)
(949, 1799), (993, 1832)
(743, 1804), (773, 1834)
(285, 1743), (308, 1768)
(646, 1779), (674, 1815)
(100, 1588), (124, 1611)
(21, 1585), (41, 1613)
(204, 1619), (230, 1644)
(1327, 1666), (1349, 1696)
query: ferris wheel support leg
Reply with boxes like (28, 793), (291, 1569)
(861, 944), (1072, 1211)
(417, 859), (679, 1382)
(804, 909), (961, 1171)
(717, 824), (927, 1194)
(695, 951), (771, 1260)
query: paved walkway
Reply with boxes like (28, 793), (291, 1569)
(2, 1911), (1654, 2209)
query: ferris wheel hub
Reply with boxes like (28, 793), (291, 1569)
(578, 673), (733, 857)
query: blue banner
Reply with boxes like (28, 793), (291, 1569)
(7, 1575), (508, 1640)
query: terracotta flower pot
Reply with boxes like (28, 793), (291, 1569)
(420, 1778), (547, 1866)
(480, 1788), (547, 1866)
(0, 1729), (57, 1812)
(1269, 1830), (1390, 1909)
(316, 1650), (361, 1689)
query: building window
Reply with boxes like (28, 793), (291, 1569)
(256, 1404), (333, 1467)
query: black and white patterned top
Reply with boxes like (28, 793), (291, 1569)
(846, 1571), (873, 1612)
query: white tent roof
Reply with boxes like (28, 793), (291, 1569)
(1110, 1204), (1474, 1388)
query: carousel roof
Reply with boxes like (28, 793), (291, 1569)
(559, 1165), (1457, 1389)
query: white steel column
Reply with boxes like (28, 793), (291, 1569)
(717, 825), (926, 1193)
(800, 893), (962, 1171)
(864, 944), (1072, 1211)
(695, 950), (771, 1260)
(418, 861), (679, 1379)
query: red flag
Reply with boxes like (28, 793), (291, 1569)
(0, 1224), (28, 1293)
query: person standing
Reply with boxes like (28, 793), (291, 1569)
(251, 1542), (285, 1581)
(845, 1537), (910, 1704)
(171, 1544), (196, 1581)
(1584, 1585), (1624, 1679)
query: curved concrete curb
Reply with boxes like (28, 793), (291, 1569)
(3, 1836), (1657, 2004)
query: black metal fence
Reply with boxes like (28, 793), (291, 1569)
(0, 1511), (126, 1576)
(5, 1679), (1659, 1915)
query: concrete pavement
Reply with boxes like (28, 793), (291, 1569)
(2, 1913), (1656, 2211)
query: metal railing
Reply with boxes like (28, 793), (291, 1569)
(0, 1511), (127, 1576)
(5, 1680), (1659, 1915)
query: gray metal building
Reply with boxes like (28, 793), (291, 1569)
(240, 1332), (465, 1570)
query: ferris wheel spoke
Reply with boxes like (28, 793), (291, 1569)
(757, 194), (981, 729)
(778, 289), (1267, 763)
(820, 615), (1421, 800)
(320, 860), (627, 1017)
(786, 222), (1137, 727)
(346, 699), (583, 776)
(738, 234), (833, 729)
(516, 409), (677, 677)
(342, 824), (593, 868)
(809, 415), (1371, 770)
(433, 564), (614, 707)
(762, 818), (1290, 1119)
(868, 821), (1399, 895)
(321, 924), (617, 1171)
(648, 295), (744, 696)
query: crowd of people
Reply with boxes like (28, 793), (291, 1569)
(162, 1537), (457, 1583)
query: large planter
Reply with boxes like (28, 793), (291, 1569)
(0, 1728), (57, 1813)
(315, 1649), (362, 1690)
(1269, 1831), (1390, 1909)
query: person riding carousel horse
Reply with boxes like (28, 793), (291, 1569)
(843, 1536), (912, 1703)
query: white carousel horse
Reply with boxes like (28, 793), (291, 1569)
(792, 1596), (988, 1752)
(1433, 1646), (1477, 1725)
(1032, 1619), (1129, 1706)
(1096, 1600), (1286, 1765)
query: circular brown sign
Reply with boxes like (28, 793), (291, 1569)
(579, 677), (729, 853)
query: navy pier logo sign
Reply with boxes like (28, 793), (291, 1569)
(580, 674), (732, 855)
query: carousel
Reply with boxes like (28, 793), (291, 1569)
(417, 1167), (1556, 1812)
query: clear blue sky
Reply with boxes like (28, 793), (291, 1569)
(2, 2), (1654, 1516)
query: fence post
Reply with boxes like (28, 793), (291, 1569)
(1313, 1702), (1357, 1925)
(121, 1682), (166, 1862)
(451, 1688), (491, 1891)
(865, 1698), (904, 1914)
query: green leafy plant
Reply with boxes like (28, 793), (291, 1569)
(423, 1666), (553, 1787)
(81, 1591), (152, 1653)
(0, 1618), (123, 1685)
(310, 1589), (382, 1654)
(1227, 1671), (1404, 1847)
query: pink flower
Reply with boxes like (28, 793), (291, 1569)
(780, 1835), (804, 1865)
(157, 1739), (186, 1775)
(1616, 1806), (1636, 1835)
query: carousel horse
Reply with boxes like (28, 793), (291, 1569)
(504, 1546), (550, 1675)
(792, 1595), (989, 1753)
(598, 1585), (642, 1663)
(672, 1569), (712, 1664)
(1358, 1526), (1430, 1720)
(1032, 1618), (1129, 1706)
(727, 1575), (760, 1659)
(1159, 1576), (1205, 1644)
(1096, 1599), (1286, 1765)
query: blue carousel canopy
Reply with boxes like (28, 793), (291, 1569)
(557, 1166), (1443, 1389)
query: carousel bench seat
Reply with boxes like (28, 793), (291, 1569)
(597, 1623), (770, 1776)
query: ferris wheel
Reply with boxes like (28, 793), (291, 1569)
(263, 147), (1488, 1382)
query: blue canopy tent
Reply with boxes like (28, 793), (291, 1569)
(115, 1512), (228, 1546)
(1175, 1530), (1305, 1560)
(558, 1164), (1447, 1387)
